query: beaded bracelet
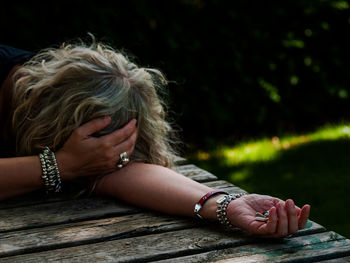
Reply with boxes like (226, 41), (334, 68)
(39, 147), (62, 193)
(194, 190), (229, 219)
(216, 193), (247, 229)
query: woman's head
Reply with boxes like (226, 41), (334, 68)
(12, 38), (176, 167)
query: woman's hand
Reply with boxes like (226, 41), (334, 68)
(55, 116), (138, 180)
(226, 194), (311, 238)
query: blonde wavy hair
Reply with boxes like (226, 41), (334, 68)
(12, 38), (177, 168)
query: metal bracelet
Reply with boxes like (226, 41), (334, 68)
(194, 190), (229, 219)
(216, 193), (247, 229)
(39, 147), (62, 193)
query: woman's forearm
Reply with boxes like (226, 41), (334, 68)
(0, 117), (137, 201)
(94, 162), (222, 220)
(0, 156), (44, 200)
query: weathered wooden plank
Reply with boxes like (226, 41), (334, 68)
(155, 231), (350, 263)
(292, 220), (326, 237)
(202, 180), (235, 189)
(0, 179), (316, 241)
(0, 222), (328, 263)
(0, 227), (251, 263)
(0, 182), (314, 238)
(0, 190), (78, 210)
(0, 206), (324, 259)
(245, 239), (350, 263)
(319, 256), (350, 262)
(0, 213), (196, 258)
(0, 197), (139, 233)
(175, 164), (218, 182)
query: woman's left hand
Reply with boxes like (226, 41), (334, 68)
(226, 194), (311, 238)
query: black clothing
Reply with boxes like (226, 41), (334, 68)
(0, 45), (35, 157)
(0, 45), (35, 87)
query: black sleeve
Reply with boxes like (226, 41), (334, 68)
(0, 45), (35, 86)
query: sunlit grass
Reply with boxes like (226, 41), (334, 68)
(188, 123), (350, 238)
(193, 124), (350, 166)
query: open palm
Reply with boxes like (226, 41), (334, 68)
(227, 194), (311, 238)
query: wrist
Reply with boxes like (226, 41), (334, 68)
(216, 193), (247, 228)
(55, 150), (76, 181)
(197, 194), (227, 220)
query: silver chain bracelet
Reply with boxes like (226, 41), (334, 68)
(216, 193), (247, 229)
(39, 147), (62, 193)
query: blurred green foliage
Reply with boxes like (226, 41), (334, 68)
(1, 0), (350, 150)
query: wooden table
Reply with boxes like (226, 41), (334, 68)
(1, 161), (350, 262)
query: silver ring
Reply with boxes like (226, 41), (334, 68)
(119, 152), (128, 159)
(117, 152), (129, 168)
(121, 157), (129, 165)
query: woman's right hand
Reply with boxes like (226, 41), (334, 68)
(55, 116), (138, 180)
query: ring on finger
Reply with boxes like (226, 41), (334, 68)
(121, 157), (129, 165)
(117, 152), (129, 168)
(119, 152), (128, 159)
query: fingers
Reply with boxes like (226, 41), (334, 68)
(60, 117), (138, 178)
(115, 128), (138, 161)
(249, 196), (310, 238)
(89, 118), (137, 168)
(265, 200), (309, 238)
(76, 116), (112, 138)
(276, 202), (288, 237)
(262, 201), (292, 238)
(298, 204), (311, 229)
(263, 207), (278, 234)
(104, 119), (137, 145)
(286, 199), (299, 234)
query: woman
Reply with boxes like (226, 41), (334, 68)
(0, 39), (310, 238)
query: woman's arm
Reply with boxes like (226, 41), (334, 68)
(0, 117), (137, 200)
(0, 156), (44, 200)
(94, 162), (311, 238)
(95, 162), (218, 219)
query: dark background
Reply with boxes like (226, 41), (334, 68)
(2, 0), (350, 151)
(2, 0), (350, 238)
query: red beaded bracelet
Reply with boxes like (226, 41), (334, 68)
(194, 190), (229, 219)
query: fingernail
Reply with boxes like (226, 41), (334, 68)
(287, 200), (294, 209)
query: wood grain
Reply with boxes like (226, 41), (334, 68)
(175, 164), (218, 182)
(0, 197), (138, 233)
(320, 256), (350, 262)
(155, 231), (350, 263)
(0, 213), (195, 257)
(1, 160), (349, 262)
(0, 221), (327, 262)
(0, 227), (256, 262)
